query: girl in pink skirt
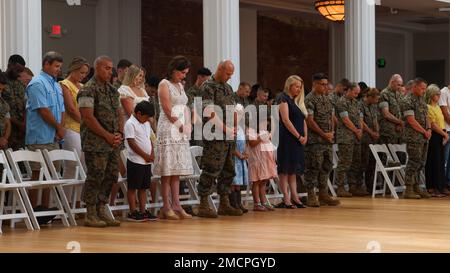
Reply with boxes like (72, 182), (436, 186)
(247, 122), (278, 212)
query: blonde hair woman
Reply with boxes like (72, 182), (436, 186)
(425, 84), (449, 197)
(60, 57), (90, 206)
(119, 64), (149, 119)
(275, 75), (308, 209)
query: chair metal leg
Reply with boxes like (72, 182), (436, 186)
(14, 189), (33, 231)
(56, 185), (76, 226)
(20, 188), (40, 230)
(51, 187), (70, 227)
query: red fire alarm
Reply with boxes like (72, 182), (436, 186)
(50, 25), (63, 38)
(52, 25), (62, 35)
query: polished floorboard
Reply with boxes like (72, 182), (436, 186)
(2, 197), (450, 253)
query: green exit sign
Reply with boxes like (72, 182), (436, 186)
(377, 58), (386, 68)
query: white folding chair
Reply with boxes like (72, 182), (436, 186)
(6, 149), (73, 229)
(369, 144), (406, 199)
(42, 149), (85, 225)
(388, 144), (427, 190)
(107, 150), (131, 218)
(179, 146), (202, 208)
(327, 144), (339, 197)
(0, 150), (34, 234)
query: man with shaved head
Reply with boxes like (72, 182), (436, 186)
(78, 56), (123, 227)
(197, 60), (243, 218)
(378, 74), (405, 144)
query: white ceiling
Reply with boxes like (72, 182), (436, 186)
(240, 0), (450, 31)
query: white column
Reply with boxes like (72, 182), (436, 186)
(345, 0), (376, 87)
(203, 0), (240, 90)
(0, 0), (42, 74)
(329, 22), (346, 84)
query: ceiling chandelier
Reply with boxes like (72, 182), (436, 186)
(314, 0), (345, 22)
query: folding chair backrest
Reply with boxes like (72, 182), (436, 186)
(6, 150), (52, 184)
(190, 146), (203, 176)
(120, 149), (128, 167)
(0, 151), (16, 185)
(387, 144), (409, 165)
(369, 144), (395, 166)
(119, 150), (128, 180)
(332, 144), (339, 168)
(43, 149), (86, 181)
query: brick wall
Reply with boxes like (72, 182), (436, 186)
(141, 2), (329, 92)
(141, 0), (203, 86)
(257, 13), (329, 94)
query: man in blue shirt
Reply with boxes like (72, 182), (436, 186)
(26, 51), (65, 214)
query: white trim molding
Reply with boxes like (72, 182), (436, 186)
(0, 0), (42, 74)
(345, 0), (376, 87)
(203, 0), (240, 90)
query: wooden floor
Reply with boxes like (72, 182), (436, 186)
(2, 197), (450, 253)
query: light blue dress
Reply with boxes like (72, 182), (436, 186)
(233, 127), (248, 186)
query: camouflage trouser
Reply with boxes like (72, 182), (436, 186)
(361, 143), (376, 191)
(405, 142), (428, 187)
(197, 141), (236, 197)
(304, 144), (333, 189)
(336, 144), (362, 186)
(82, 151), (119, 206)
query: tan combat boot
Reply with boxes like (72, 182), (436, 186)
(218, 194), (243, 216)
(84, 205), (107, 228)
(414, 184), (431, 199)
(404, 186), (421, 199)
(97, 203), (121, 227)
(337, 186), (352, 198)
(306, 187), (320, 207)
(197, 196), (218, 218)
(349, 185), (370, 197)
(319, 187), (341, 206)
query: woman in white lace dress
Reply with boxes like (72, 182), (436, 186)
(154, 56), (193, 220)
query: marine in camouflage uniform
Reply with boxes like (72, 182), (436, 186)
(329, 92), (343, 112)
(186, 84), (203, 147)
(378, 87), (404, 144)
(0, 94), (11, 146)
(360, 97), (380, 193)
(78, 75), (123, 227)
(3, 79), (26, 150)
(304, 89), (340, 207)
(400, 87), (432, 199)
(335, 92), (367, 197)
(197, 72), (243, 218)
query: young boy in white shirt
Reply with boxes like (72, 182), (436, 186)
(124, 101), (157, 221)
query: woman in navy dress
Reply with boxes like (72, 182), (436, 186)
(276, 75), (308, 209)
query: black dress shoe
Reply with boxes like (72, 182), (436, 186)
(292, 200), (307, 209)
(275, 202), (287, 209)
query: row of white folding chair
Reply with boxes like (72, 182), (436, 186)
(0, 150), (34, 234)
(369, 144), (407, 199)
(4, 149), (75, 231)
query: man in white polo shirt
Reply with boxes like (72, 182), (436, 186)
(439, 84), (450, 193)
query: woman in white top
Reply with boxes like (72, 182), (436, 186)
(110, 65), (150, 206)
(118, 65), (149, 120)
(153, 56), (194, 220)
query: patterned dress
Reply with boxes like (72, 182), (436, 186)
(153, 79), (193, 177)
